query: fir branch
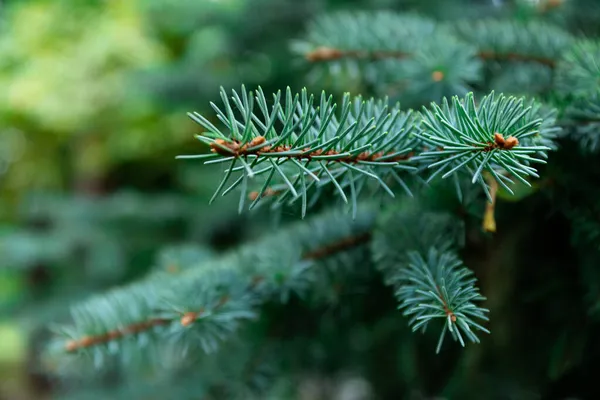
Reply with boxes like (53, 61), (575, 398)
(453, 19), (572, 69)
(53, 208), (376, 359)
(296, 11), (480, 98)
(296, 12), (571, 98)
(556, 39), (600, 98)
(371, 205), (487, 352)
(182, 87), (557, 211)
(295, 11), (437, 59)
(393, 249), (489, 353)
(180, 85), (419, 216)
(562, 92), (600, 152)
(555, 40), (600, 150)
(371, 203), (466, 279)
(413, 92), (552, 200)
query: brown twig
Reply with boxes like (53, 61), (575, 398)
(64, 318), (170, 352)
(210, 136), (413, 163)
(304, 46), (556, 68)
(303, 232), (372, 260)
(64, 231), (373, 352)
(305, 47), (410, 62)
(476, 51), (556, 68)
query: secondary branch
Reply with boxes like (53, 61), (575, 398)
(305, 46), (556, 68)
(64, 231), (373, 352)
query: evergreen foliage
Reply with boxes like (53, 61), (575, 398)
(5, 0), (600, 398)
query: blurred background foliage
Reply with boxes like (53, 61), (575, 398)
(2, 0), (600, 398)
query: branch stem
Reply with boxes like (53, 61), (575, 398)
(64, 231), (373, 352)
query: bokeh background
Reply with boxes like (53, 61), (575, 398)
(2, 0), (600, 398)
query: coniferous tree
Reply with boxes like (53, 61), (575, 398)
(9, 0), (600, 399)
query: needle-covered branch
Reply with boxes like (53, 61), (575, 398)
(371, 205), (487, 352)
(414, 92), (554, 200)
(563, 93), (600, 152)
(297, 11), (436, 62)
(182, 87), (558, 215)
(294, 11), (480, 99)
(298, 13), (570, 68)
(48, 207), (376, 370)
(452, 19), (572, 68)
(556, 40), (600, 99)
(393, 249), (489, 353)
(293, 12), (573, 100)
(179, 85), (419, 217)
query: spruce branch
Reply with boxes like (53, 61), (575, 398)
(371, 203), (488, 352)
(453, 19), (572, 68)
(298, 12), (569, 68)
(295, 11), (480, 98)
(179, 85), (419, 217)
(51, 207), (376, 366)
(393, 249), (489, 353)
(371, 203), (465, 280)
(413, 92), (553, 200)
(294, 12), (571, 101)
(521, 101), (562, 154)
(377, 37), (482, 103)
(556, 40), (600, 98)
(562, 93), (600, 152)
(296, 11), (437, 62)
(555, 40), (600, 151)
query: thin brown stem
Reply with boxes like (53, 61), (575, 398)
(476, 51), (556, 68)
(210, 137), (413, 163)
(304, 46), (556, 68)
(64, 231), (373, 352)
(305, 47), (410, 62)
(64, 318), (170, 352)
(303, 232), (372, 260)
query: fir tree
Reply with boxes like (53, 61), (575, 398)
(14, 1), (600, 399)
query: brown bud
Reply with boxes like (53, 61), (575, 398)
(450, 314), (457, 322)
(181, 312), (198, 327)
(504, 136), (519, 150)
(210, 139), (240, 156)
(79, 336), (95, 347)
(306, 47), (345, 62)
(248, 191), (260, 201)
(65, 340), (79, 352)
(248, 136), (266, 148)
(432, 70), (444, 82)
(210, 139), (227, 152)
(494, 132), (506, 147)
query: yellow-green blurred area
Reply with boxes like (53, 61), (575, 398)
(0, 0), (247, 201)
